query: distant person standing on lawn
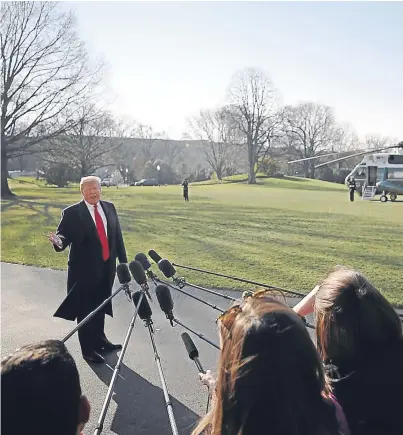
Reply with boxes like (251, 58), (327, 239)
(348, 177), (356, 202)
(182, 179), (189, 202)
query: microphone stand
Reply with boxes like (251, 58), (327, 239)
(172, 262), (306, 298)
(155, 278), (225, 313)
(62, 283), (131, 343)
(144, 317), (179, 435)
(93, 291), (144, 435)
(174, 318), (220, 350)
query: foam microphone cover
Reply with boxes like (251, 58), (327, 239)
(148, 249), (162, 264)
(181, 332), (199, 360)
(133, 291), (152, 320)
(116, 263), (131, 284)
(129, 260), (147, 285)
(135, 253), (151, 271)
(158, 259), (176, 279)
(155, 285), (174, 313)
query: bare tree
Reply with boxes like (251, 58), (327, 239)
(364, 134), (391, 150)
(282, 103), (339, 178)
(136, 123), (160, 161)
(43, 104), (131, 177)
(227, 68), (278, 184)
(187, 107), (240, 180)
(1, 1), (102, 197)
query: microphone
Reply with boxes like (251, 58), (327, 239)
(133, 290), (152, 321)
(181, 332), (205, 374)
(155, 284), (174, 325)
(135, 252), (151, 271)
(148, 249), (162, 264)
(129, 260), (152, 300)
(158, 259), (176, 279)
(135, 252), (157, 280)
(157, 257), (185, 288)
(116, 263), (132, 300)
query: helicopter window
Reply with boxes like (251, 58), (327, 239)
(388, 155), (403, 164)
(388, 169), (403, 179)
(354, 167), (367, 178)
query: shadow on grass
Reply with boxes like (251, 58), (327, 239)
(1, 197), (68, 225)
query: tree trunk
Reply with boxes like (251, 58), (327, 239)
(247, 140), (256, 184)
(1, 147), (14, 198)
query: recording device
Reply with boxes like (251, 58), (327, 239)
(154, 281), (220, 349)
(116, 263), (132, 300)
(133, 290), (153, 322)
(181, 332), (210, 414)
(181, 332), (205, 374)
(149, 250), (186, 288)
(156, 284), (174, 325)
(129, 260), (152, 300)
(135, 252), (157, 280)
(148, 249), (162, 264)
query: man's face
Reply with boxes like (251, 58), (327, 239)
(81, 182), (101, 205)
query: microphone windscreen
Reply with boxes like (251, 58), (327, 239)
(158, 259), (176, 278)
(129, 260), (147, 285)
(148, 249), (162, 264)
(116, 263), (131, 284)
(181, 332), (199, 360)
(155, 285), (174, 313)
(133, 291), (152, 320)
(135, 253), (151, 271)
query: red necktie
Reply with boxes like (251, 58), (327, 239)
(94, 204), (110, 261)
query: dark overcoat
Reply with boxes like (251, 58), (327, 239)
(53, 200), (127, 321)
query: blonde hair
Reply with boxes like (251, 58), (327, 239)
(80, 176), (101, 191)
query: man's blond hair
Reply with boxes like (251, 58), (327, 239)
(80, 176), (101, 191)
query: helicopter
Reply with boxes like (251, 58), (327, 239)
(376, 168), (403, 202)
(288, 141), (403, 202)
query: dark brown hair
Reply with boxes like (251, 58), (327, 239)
(1, 340), (82, 435)
(192, 295), (340, 435)
(315, 266), (402, 369)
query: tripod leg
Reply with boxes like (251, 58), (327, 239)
(146, 323), (179, 435)
(93, 292), (144, 435)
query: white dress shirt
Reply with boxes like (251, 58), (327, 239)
(85, 200), (108, 236)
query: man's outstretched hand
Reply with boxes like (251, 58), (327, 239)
(47, 232), (63, 249)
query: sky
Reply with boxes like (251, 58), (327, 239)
(64, 1), (403, 141)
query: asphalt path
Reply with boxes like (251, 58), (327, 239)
(2, 262), (400, 435)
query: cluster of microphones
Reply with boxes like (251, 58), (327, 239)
(115, 250), (220, 349)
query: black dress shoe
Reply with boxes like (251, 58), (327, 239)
(99, 341), (122, 352)
(83, 351), (105, 364)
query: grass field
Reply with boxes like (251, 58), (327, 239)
(2, 176), (403, 305)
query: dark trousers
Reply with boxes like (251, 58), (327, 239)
(77, 311), (107, 354)
(184, 190), (189, 201)
(77, 260), (110, 355)
(349, 188), (355, 201)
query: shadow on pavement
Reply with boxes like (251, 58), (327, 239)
(89, 352), (200, 435)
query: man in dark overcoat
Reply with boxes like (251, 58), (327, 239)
(48, 176), (128, 363)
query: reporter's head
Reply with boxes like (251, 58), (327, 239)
(193, 292), (340, 435)
(314, 266), (402, 368)
(1, 340), (90, 435)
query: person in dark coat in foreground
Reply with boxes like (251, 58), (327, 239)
(48, 176), (128, 364)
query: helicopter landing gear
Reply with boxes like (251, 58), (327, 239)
(390, 193), (397, 202)
(380, 194), (388, 203)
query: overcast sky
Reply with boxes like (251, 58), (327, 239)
(64, 1), (403, 141)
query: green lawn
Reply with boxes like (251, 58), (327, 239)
(2, 177), (403, 305)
